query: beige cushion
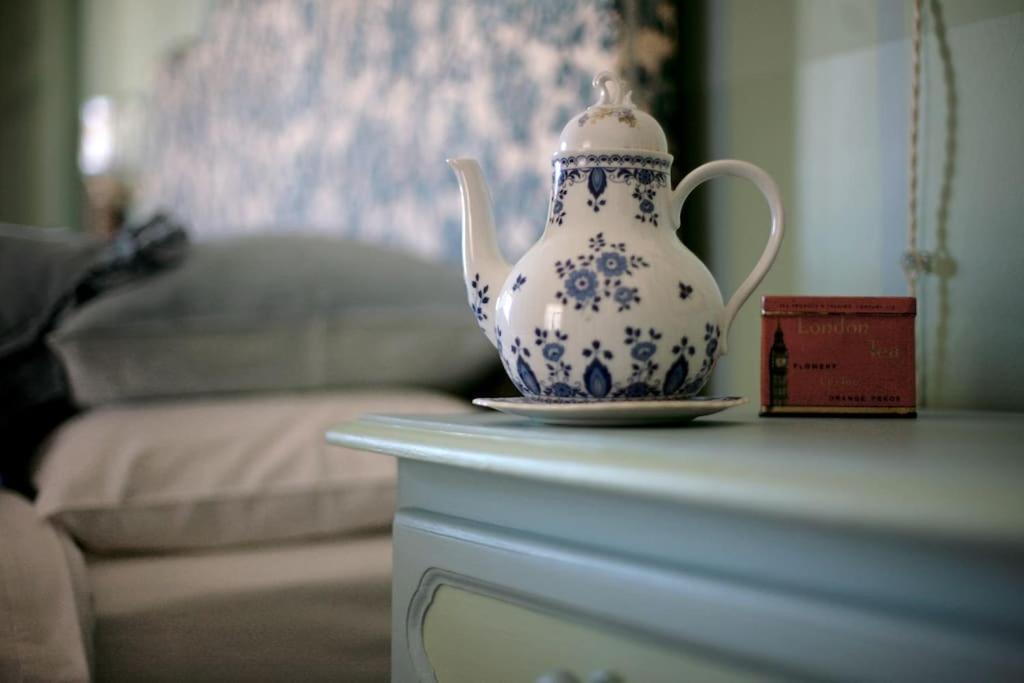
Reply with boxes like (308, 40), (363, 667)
(33, 390), (468, 553)
(0, 491), (93, 682)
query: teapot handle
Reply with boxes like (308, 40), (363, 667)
(671, 159), (784, 356)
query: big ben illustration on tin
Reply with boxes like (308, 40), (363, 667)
(768, 321), (789, 407)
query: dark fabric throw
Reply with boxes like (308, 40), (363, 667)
(0, 214), (189, 496)
(0, 225), (102, 357)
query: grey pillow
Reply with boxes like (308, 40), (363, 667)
(48, 235), (499, 405)
(0, 224), (100, 356)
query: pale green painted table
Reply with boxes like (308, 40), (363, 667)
(327, 409), (1024, 682)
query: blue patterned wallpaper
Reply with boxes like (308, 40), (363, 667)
(136, 0), (678, 261)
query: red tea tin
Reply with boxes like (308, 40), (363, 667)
(760, 296), (916, 417)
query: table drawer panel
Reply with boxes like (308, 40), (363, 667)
(422, 583), (762, 683)
(392, 509), (1024, 682)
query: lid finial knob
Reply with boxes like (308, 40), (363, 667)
(558, 69), (667, 152)
(593, 70), (623, 106)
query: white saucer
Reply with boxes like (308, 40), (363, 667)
(472, 396), (748, 426)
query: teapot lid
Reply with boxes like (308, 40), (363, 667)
(558, 71), (668, 153)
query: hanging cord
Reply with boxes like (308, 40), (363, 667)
(902, 0), (931, 297)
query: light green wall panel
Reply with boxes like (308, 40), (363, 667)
(702, 0), (800, 406)
(0, 0), (79, 228)
(915, 6), (1024, 409)
(703, 0), (1024, 410)
(0, 0), (208, 228)
(79, 0), (208, 100)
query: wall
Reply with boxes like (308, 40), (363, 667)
(0, 1), (207, 230)
(77, 0), (208, 198)
(127, 1), (681, 260)
(79, 0), (209, 100)
(915, 1), (1024, 410)
(702, 0), (1024, 410)
(0, 0), (79, 228)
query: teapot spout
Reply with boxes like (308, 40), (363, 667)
(448, 158), (511, 349)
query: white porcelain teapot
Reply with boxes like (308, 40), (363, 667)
(449, 71), (783, 399)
